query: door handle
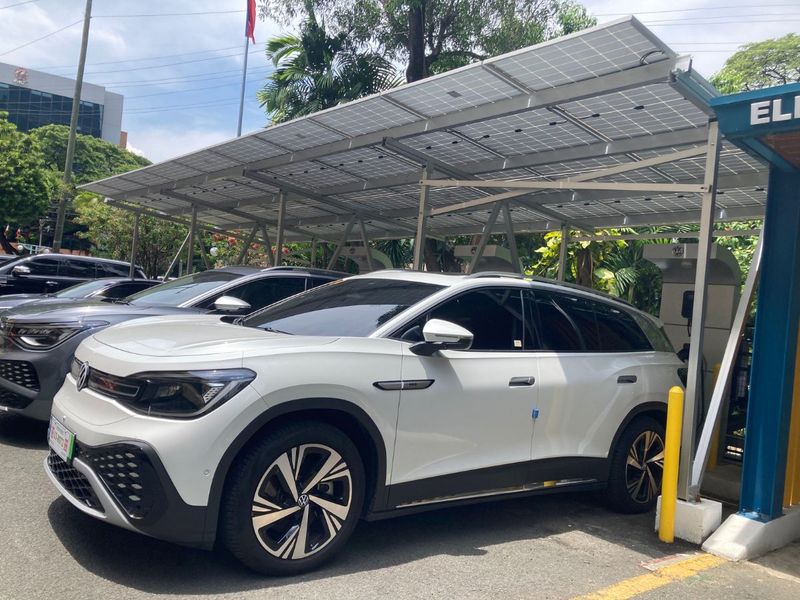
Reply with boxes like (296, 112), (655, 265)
(617, 375), (637, 384)
(509, 376), (535, 387)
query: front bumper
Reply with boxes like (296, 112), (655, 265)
(45, 437), (212, 548)
(0, 333), (91, 421)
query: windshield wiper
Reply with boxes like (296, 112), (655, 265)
(262, 326), (293, 335)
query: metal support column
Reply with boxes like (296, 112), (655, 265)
(274, 192), (287, 267)
(502, 203), (521, 273)
(163, 231), (190, 280)
(327, 216), (356, 271)
(358, 220), (374, 272)
(557, 225), (569, 281)
(740, 168), (800, 520)
(186, 207), (197, 275)
(128, 212), (140, 278)
(236, 225), (259, 265)
(261, 225), (275, 266)
(413, 166), (431, 271)
(468, 202), (502, 274)
(679, 120), (721, 501)
(197, 234), (212, 270)
(310, 238), (317, 268)
(690, 233), (763, 494)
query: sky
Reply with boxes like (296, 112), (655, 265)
(0, 0), (797, 163)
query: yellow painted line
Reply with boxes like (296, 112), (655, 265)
(573, 553), (726, 600)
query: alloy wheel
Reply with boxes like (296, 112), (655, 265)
(251, 443), (352, 560)
(625, 430), (665, 504)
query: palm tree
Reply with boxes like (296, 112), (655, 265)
(257, 9), (401, 124)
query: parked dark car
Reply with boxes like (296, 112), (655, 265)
(0, 266), (342, 420)
(0, 255), (16, 265)
(0, 277), (160, 312)
(0, 254), (146, 296)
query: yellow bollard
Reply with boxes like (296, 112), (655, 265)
(659, 386), (684, 543)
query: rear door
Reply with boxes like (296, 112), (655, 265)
(528, 290), (652, 465)
(389, 286), (539, 506)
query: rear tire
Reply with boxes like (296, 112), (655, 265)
(606, 417), (665, 514)
(220, 421), (365, 576)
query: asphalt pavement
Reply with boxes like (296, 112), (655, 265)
(0, 411), (798, 600)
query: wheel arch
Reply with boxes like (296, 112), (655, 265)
(607, 401), (667, 469)
(203, 398), (389, 546)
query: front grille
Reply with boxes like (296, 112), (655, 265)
(81, 444), (165, 521)
(0, 360), (39, 390)
(47, 452), (104, 512)
(0, 388), (33, 409)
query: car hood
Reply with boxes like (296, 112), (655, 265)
(0, 294), (47, 310)
(91, 314), (338, 357)
(0, 299), (197, 323)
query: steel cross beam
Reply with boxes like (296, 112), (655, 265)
(241, 169), (419, 235)
(158, 189), (314, 239)
(384, 136), (596, 231)
(421, 179), (707, 194)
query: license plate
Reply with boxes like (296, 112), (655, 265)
(48, 417), (76, 463)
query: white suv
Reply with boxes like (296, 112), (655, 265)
(46, 271), (682, 575)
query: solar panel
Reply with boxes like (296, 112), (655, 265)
(76, 17), (768, 238)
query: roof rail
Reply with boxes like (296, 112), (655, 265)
(465, 271), (527, 280)
(262, 266), (347, 276)
(528, 276), (637, 309)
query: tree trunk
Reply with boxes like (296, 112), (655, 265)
(406, 4), (426, 83)
(575, 247), (593, 287)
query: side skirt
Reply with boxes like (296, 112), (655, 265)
(365, 480), (606, 522)
(375, 456), (608, 515)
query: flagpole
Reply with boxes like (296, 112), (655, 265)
(236, 36), (249, 137)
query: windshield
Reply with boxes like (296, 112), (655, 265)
(128, 270), (241, 306)
(241, 278), (444, 337)
(54, 279), (115, 298)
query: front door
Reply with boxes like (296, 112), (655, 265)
(388, 287), (539, 507)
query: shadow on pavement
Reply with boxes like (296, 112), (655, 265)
(48, 490), (696, 595)
(0, 412), (48, 450)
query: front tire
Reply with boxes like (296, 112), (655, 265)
(606, 417), (665, 514)
(221, 421), (365, 576)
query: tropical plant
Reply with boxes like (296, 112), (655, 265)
(257, 7), (401, 123)
(0, 113), (59, 253)
(711, 33), (800, 94)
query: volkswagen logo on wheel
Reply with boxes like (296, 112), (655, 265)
(77, 362), (90, 392)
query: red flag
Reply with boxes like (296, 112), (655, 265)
(245, 0), (256, 43)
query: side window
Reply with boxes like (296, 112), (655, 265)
(216, 277), (307, 311)
(427, 288), (527, 351)
(594, 303), (653, 352)
(631, 312), (673, 353)
(99, 262), (131, 277)
(307, 277), (333, 288)
(27, 256), (60, 276)
(553, 294), (602, 352)
(527, 291), (583, 352)
(99, 283), (142, 299)
(63, 259), (96, 279)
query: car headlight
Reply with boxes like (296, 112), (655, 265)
(7, 320), (109, 351)
(78, 361), (256, 418)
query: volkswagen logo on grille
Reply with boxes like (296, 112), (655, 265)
(77, 362), (90, 392)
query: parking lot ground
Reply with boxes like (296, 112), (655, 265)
(1, 412), (798, 600)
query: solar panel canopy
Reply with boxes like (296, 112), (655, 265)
(80, 17), (768, 243)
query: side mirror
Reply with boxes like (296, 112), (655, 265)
(11, 265), (30, 277)
(410, 319), (474, 356)
(213, 295), (252, 313)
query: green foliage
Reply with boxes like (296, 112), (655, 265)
(73, 195), (187, 278)
(257, 8), (401, 123)
(0, 112), (58, 227)
(258, 0), (597, 79)
(711, 33), (800, 94)
(27, 124), (149, 185)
